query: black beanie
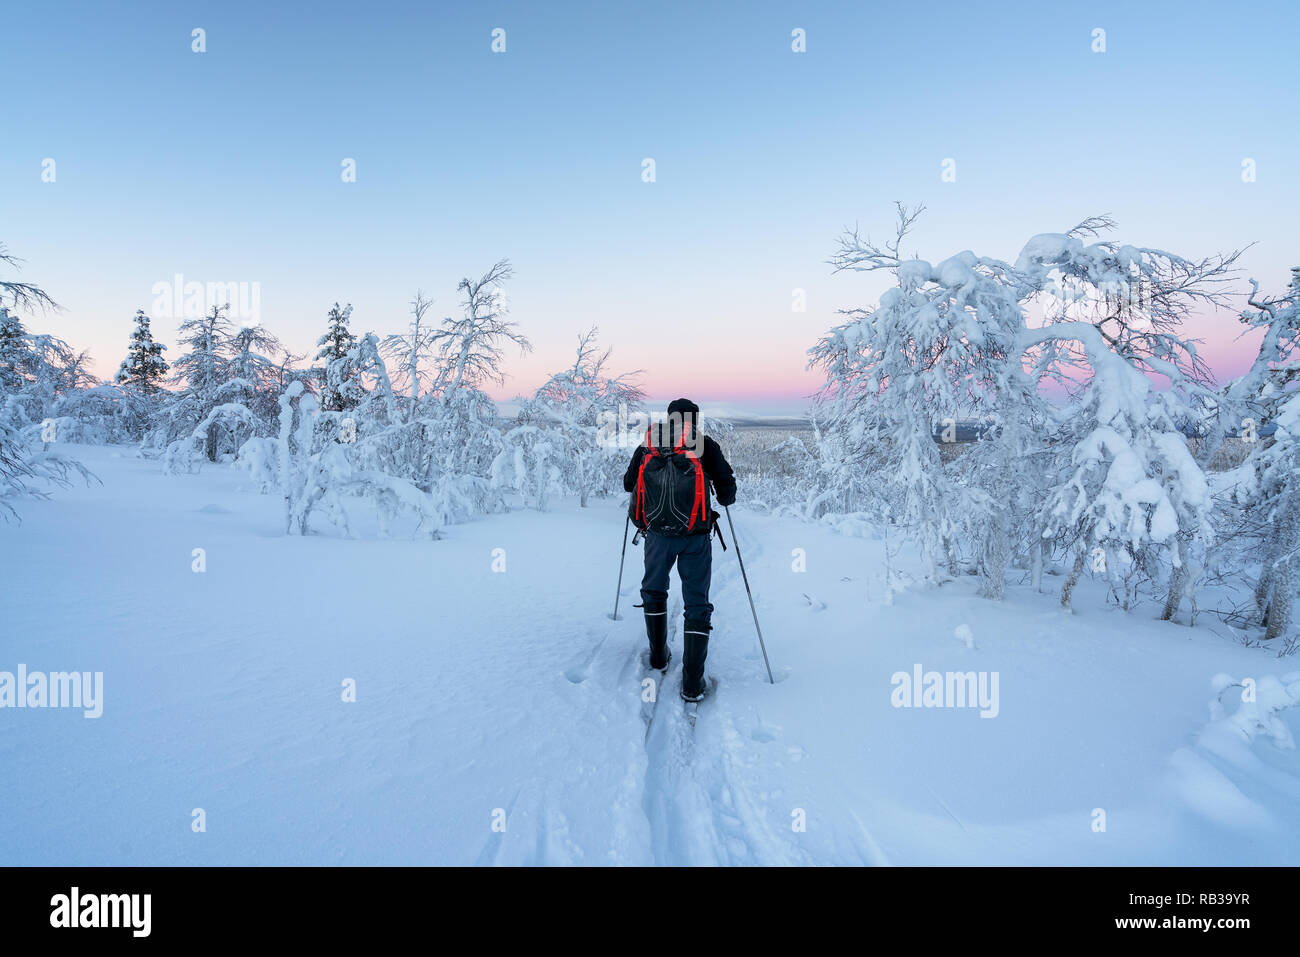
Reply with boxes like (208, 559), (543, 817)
(667, 397), (699, 423)
(657, 397), (700, 449)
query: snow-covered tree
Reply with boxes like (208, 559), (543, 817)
(115, 310), (169, 393)
(276, 342), (462, 538)
(0, 405), (94, 521)
(429, 260), (531, 401)
(812, 205), (1051, 592)
(0, 248), (89, 421)
(0, 303), (95, 426)
(163, 402), (264, 475)
(1217, 269), (1300, 641)
(419, 260), (529, 505)
(1012, 224), (1238, 615)
(1027, 320), (1211, 612)
(1211, 267), (1300, 458)
(502, 326), (644, 508)
(53, 382), (161, 445)
(220, 323), (283, 429)
(1248, 394), (1299, 641)
(0, 254), (93, 518)
(162, 304), (233, 461)
(381, 290), (438, 409)
(315, 303), (356, 412)
(492, 424), (563, 511)
(0, 306), (27, 392)
(810, 207), (954, 577)
(157, 311), (289, 470)
(269, 262), (529, 538)
(2, 325), (94, 426)
(0, 243), (57, 315)
(812, 207), (1240, 614)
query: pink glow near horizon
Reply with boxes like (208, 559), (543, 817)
(71, 302), (1268, 414)
(556, 316), (1267, 410)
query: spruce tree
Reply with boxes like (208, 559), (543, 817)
(316, 303), (357, 411)
(115, 309), (170, 393)
(170, 304), (233, 461)
(0, 306), (27, 392)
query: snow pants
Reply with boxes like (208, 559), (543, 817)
(640, 530), (714, 623)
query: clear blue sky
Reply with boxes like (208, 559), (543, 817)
(4, 0), (1297, 414)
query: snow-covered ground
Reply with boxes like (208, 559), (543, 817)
(1, 443), (1297, 865)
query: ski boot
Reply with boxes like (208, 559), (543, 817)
(642, 597), (671, 672)
(681, 618), (711, 702)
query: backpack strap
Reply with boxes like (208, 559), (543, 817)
(686, 454), (707, 531)
(634, 429), (656, 527)
(679, 427), (706, 532)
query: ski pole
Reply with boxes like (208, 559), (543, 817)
(609, 514), (630, 620)
(725, 505), (774, 684)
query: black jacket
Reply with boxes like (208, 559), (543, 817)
(623, 434), (737, 530)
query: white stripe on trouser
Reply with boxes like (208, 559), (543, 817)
(684, 630), (709, 636)
(644, 611), (666, 616)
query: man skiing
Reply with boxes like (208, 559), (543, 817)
(624, 398), (736, 702)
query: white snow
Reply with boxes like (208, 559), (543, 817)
(2, 443), (1298, 865)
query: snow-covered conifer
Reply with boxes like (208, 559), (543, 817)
(316, 303), (357, 411)
(0, 306), (27, 393)
(115, 309), (170, 393)
(162, 304), (233, 460)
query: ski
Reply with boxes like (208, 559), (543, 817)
(683, 677), (718, 727)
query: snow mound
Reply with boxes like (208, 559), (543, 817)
(1168, 672), (1300, 830)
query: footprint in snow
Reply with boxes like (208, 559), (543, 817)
(801, 592), (827, 612)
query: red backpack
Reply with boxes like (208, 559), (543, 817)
(630, 426), (708, 536)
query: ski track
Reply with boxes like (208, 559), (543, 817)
(624, 529), (815, 866)
(547, 525), (803, 866)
